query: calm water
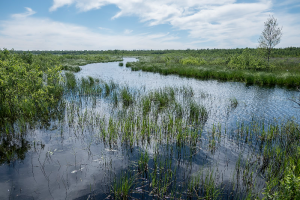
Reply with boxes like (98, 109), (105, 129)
(0, 58), (299, 199)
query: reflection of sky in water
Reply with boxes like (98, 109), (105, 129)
(77, 57), (300, 125)
(0, 58), (299, 199)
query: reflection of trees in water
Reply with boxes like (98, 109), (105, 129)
(0, 102), (63, 164)
(0, 135), (31, 164)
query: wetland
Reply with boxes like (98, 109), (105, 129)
(1, 50), (300, 199)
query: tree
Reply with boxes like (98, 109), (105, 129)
(258, 15), (282, 63)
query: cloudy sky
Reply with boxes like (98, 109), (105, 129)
(0, 0), (299, 50)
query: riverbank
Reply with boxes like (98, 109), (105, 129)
(129, 55), (300, 88)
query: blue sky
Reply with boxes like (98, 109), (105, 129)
(0, 0), (299, 50)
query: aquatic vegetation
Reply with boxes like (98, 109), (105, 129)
(1, 52), (300, 199)
(230, 97), (239, 109)
(120, 87), (134, 107)
(111, 171), (137, 200)
(65, 72), (77, 90)
(189, 100), (208, 124)
(61, 65), (81, 72)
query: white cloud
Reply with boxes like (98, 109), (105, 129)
(124, 29), (133, 34)
(49, 0), (74, 12)
(48, 0), (300, 48)
(0, 8), (194, 50)
(12, 7), (36, 18)
(98, 27), (113, 32)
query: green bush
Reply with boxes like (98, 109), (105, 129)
(228, 48), (270, 70)
(180, 57), (207, 65)
(0, 50), (63, 122)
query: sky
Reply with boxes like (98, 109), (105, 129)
(0, 0), (299, 50)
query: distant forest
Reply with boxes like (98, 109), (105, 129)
(11, 47), (300, 57)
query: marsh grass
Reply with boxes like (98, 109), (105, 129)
(111, 171), (137, 200)
(61, 65), (81, 72)
(189, 100), (208, 124)
(129, 54), (300, 88)
(120, 87), (134, 107)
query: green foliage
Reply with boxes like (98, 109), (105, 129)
(180, 57), (207, 65)
(0, 50), (63, 122)
(257, 121), (300, 199)
(120, 87), (133, 107)
(65, 72), (77, 90)
(228, 48), (270, 70)
(111, 171), (137, 200)
(61, 65), (81, 72)
(189, 100), (208, 123)
(126, 62), (132, 67)
(138, 151), (149, 173)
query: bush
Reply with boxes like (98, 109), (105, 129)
(228, 48), (270, 70)
(0, 51), (63, 122)
(180, 57), (207, 65)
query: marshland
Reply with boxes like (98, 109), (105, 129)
(1, 48), (300, 199)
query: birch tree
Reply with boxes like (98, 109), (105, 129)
(258, 15), (282, 63)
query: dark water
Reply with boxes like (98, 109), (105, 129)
(0, 58), (299, 199)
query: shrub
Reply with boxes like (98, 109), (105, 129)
(228, 48), (270, 70)
(180, 57), (207, 65)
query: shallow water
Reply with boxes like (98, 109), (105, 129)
(0, 58), (299, 199)
(78, 58), (300, 124)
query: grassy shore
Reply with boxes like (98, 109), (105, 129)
(127, 50), (300, 88)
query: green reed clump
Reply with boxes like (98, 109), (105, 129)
(111, 171), (137, 200)
(149, 154), (177, 198)
(230, 97), (239, 109)
(112, 91), (118, 106)
(65, 72), (77, 90)
(119, 62), (123, 66)
(61, 65), (81, 72)
(149, 87), (176, 110)
(126, 62), (132, 67)
(259, 121), (300, 199)
(120, 87), (134, 107)
(189, 101), (208, 123)
(233, 119), (300, 199)
(138, 150), (149, 173)
(141, 96), (151, 116)
(188, 169), (221, 199)
(173, 102), (183, 118)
